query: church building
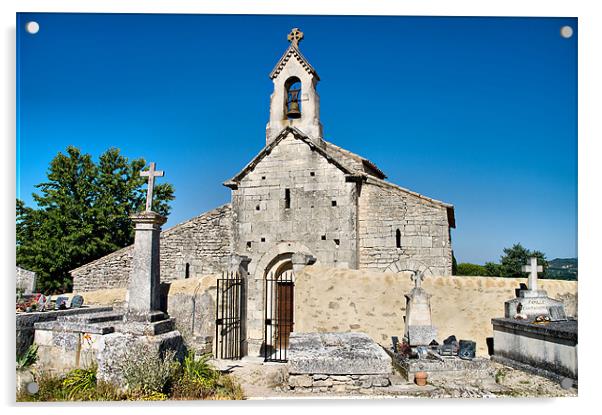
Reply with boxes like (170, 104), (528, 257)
(71, 28), (455, 357)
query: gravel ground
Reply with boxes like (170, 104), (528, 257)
(218, 359), (577, 399)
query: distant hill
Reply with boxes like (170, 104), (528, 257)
(546, 258), (578, 280)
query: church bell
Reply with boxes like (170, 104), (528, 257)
(286, 89), (301, 119)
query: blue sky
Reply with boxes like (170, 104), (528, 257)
(16, 13), (577, 264)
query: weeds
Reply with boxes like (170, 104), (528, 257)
(16, 344), (38, 370)
(62, 366), (97, 400)
(17, 347), (244, 401)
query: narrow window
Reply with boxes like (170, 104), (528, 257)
(285, 188), (291, 209)
(246, 241), (252, 249)
(396, 229), (401, 248)
(310, 171), (315, 177)
(256, 204), (260, 211)
(261, 237), (266, 242)
(185, 263), (190, 279)
(334, 239), (340, 247)
(331, 200), (337, 207)
(321, 235), (326, 240)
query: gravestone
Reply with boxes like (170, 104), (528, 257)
(70, 295), (84, 309)
(504, 257), (566, 319)
(55, 296), (68, 310)
(403, 272), (437, 346)
(16, 266), (37, 294)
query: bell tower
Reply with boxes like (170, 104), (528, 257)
(266, 28), (323, 145)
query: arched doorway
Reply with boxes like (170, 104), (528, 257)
(264, 253), (295, 361)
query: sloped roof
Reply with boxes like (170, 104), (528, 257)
(269, 44), (319, 80)
(224, 127), (386, 187)
(223, 127), (455, 227)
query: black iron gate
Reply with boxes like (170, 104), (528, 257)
(264, 271), (294, 362)
(215, 271), (243, 360)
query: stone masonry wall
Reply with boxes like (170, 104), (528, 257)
(232, 131), (359, 276)
(72, 205), (232, 292)
(294, 266), (577, 356)
(358, 179), (452, 275)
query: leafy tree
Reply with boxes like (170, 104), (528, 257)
(16, 146), (175, 293)
(498, 243), (548, 278)
(456, 263), (487, 276)
(483, 261), (501, 277)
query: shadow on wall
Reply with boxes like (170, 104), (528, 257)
(294, 266), (578, 357)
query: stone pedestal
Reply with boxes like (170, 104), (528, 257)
(504, 288), (565, 320)
(126, 211), (167, 321)
(403, 285), (437, 346)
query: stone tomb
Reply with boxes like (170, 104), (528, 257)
(492, 257), (577, 382)
(394, 273), (491, 382)
(491, 318), (577, 382)
(287, 332), (393, 393)
(33, 163), (185, 385)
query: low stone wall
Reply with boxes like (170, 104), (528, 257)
(288, 373), (390, 393)
(294, 266), (578, 356)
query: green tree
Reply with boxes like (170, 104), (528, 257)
(16, 146), (175, 293)
(498, 243), (548, 278)
(483, 261), (501, 277)
(456, 263), (487, 276)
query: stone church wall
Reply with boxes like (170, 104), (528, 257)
(358, 180), (452, 275)
(72, 204), (233, 292)
(294, 266), (578, 356)
(232, 132), (359, 277)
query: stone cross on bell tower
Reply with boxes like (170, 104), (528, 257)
(287, 28), (304, 47)
(266, 28), (323, 145)
(521, 257), (543, 292)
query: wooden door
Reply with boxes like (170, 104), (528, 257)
(276, 282), (294, 349)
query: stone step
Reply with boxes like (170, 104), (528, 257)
(59, 311), (124, 324)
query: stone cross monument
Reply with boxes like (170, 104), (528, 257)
(522, 256), (543, 292)
(126, 162), (168, 321)
(504, 257), (566, 320)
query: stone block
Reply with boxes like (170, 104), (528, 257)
(287, 332), (392, 375)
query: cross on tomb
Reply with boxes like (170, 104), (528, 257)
(287, 27), (304, 47)
(521, 257), (543, 291)
(140, 162), (164, 212)
(412, 272), (424, 290)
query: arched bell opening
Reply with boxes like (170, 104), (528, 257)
(284, 76), (302, 119)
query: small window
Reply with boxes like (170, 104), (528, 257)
(185, 263), (190, 279)
(256, 205), (260, 211)
(321, 235), (326, 240)
(396, 229), (401, 248)
(285, 188), (291, 209)
(262, 176), (266, 180)
(310, 171), (315, 177)
(246, 241), (252, 249)
(334, 239), (340, 246)
(331, 200), (337, 207)
(261, 237), (266, 242)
